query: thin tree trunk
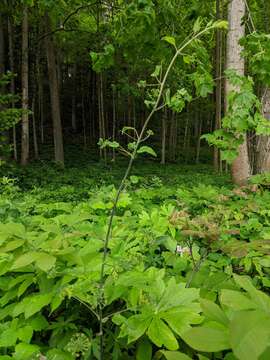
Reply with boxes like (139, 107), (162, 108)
(37, 59), (44, 144)
(196, 115), (202, 164)
(21, 6), (29, 165)
(72, 64), (77, 131)
(0, 13), (8, 161)
(214, 0), (223, 171)
(32, 96), (39, 159)
(98, 73), (107, 162)
(226, 0), (250, 185)
(82, 94), (87, 149)
(7, 16), (17, 161)
(161, 108), (167, 165)
(44, 12), (64, 166)
(112, 87), (116, 161)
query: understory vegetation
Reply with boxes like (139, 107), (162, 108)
(1, 158), (270, 359)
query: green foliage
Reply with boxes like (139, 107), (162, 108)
(0, 73), (22, 162)
(90, 45), (115, 73)
(1, 161), (270, 358)
(204, 71), (269, 163)
(241, 33), (270, 86)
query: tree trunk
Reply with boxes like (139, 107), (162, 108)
(7, 16), (17, 161)
(32, 95), (39, 159)
(37, 52), (45, 144)
(196, 115), (202, 164)
(21, 6), (29, 166)
(226, 0), (250, 185)
(161, 108), (167, 165)
(255, 2), (270, 174)
(112, 87), (116, 161)
(256, 88), (270, 173)
(71, 64), (77, 131)
(214, 0), (223, 171)
(44, 12), (64, 166)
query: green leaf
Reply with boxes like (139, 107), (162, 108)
(230, 310), (270, 360)
(28, 314), (49, 331)
(17, 326), (33, 343)
(220, 290), (256, 311)
(118, 313), (152, 343)
(157, 351), (192, 360)
(13, 293), (53, 319)
(213, 20), (228, 29)
(151, 65), (162, 78)
(162, 36), (176, 47)
(130, 175), (140, 184)
(13, 343), (40, 360)
(35, 253), (56, 272)
(46, 349), (73, 360)
(0, 239), (25, 252)
(11, 252), (38, 270)
(162, 308), (202, 336)
(147, 317), (179, 350)
(182, 323), (230, 352)
(0, 328), (17, 347)
(136, 338), (152, 360)
(200, 299), (229, 326)
(137, 146), (157, 157)
(193, 18), (202, 33)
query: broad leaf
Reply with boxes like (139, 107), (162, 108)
(230, 310), (270, 360)
(147, 317), (179, 350)
(137, 146), (157, 157)
(157, 351), (192, 360)
(182, 323), (230, 352)
(162, 36), (176, 47)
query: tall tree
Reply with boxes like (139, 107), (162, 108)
(226, 0), (250, 184)
(214, 0), (223, 171)
(44, 12), (64, 166)
(8, 15), (17, 160)
(21, 5), (29, 165)
(255, 2), (270, 174)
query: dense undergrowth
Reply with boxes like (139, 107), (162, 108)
(1, 157), (270, 359)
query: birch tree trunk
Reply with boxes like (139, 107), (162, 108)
(226, 0), (250, 185)
(44, 12), (64, 166)
(21, 6), (29, 165)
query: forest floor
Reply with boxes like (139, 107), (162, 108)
(1, 153), (270, 358)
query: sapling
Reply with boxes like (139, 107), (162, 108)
(97, 19), (228, 359)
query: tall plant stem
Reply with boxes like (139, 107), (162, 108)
(97, 23), (220, 360)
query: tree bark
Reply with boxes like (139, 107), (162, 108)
(255, 2), (270, 173)
(214, 0), (223, 171)
(71, 64), (77, 131)
(256, 88), (270, 173)
(161, 108), (167, 165)
(44, 12), (64, 166)
(7, 16), (17, 161)
(21, 6), (29, 166)
(226, 0), (250, 185)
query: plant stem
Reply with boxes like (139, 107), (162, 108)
(97, 23), (218, 360)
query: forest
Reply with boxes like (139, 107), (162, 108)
(1, 0), (270, 359)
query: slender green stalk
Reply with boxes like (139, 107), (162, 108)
(97, 23), (219, 360)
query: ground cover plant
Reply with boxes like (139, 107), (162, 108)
(0, 158), (270, 359)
